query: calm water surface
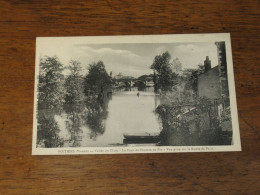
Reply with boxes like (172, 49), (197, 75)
(57, 87), (162, 147)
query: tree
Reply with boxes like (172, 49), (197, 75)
(84, 61), (111, 94)
(64, 60), (85, 113)
(172, 58), (182, 73)
(184, 63), (205, 94)
(37, 115), (64, 148)
(63, 60), (85, 146)
(150, 51), (178, 91)
(38, 56), (65, 110)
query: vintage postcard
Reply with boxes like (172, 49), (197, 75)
(32, 33), (241, 155)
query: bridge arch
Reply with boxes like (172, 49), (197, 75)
(122, 81), (133, 87)
(133, 80), (146, 87)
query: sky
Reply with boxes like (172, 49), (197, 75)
(38, 40), (218, 77)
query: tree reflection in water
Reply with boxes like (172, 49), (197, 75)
(62, 91), (111, 146)
(83, 92), (110, 141)
(37, 112), (64, 148)
(64, 111), (83, 147)
(36, 92), (111, 148)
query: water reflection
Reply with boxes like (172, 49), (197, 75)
(83, 94), (110, 140)
(81, 87), (161, 146)
(37, 87), (161, 147)
(64, 112), (83, 147)
(37, 111), (64, 148)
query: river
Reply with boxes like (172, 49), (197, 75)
(56, 87), (162, 147)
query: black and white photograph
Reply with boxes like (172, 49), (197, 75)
(32, 34), (241, 154)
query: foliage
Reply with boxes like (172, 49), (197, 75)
(172, 58), (182, 73)
(37, 57), (114, 147)
(83, 95), (109, 140)
(64, 60), (85, 113)
(65, 112), (83, 147)
(150, 51), (178, 91)
(37, 115), (64, 148)
(197, 97), (220, 130)
(156, 96), (221, 146)
(155, 104), (190, 145)
(38, 56), (65, 110)
(183, 64), (205, 93)
(84, 61), (111, 94)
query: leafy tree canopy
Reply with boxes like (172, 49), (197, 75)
(183, 63), (205, 93)
(84, 61), (111, 93)
(64, 60), (85, 113)
(38, 56), (65, 109)
(150, 51), (178, 91)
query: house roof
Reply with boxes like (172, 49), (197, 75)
(199, 66), (219, 77)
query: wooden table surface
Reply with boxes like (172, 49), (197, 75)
(0, 0), (259, 194)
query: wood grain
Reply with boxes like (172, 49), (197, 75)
(0, 0), (259, 194)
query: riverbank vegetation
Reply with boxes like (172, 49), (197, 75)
(151, 51), (232, 146)
(37, 56), (112, 147)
